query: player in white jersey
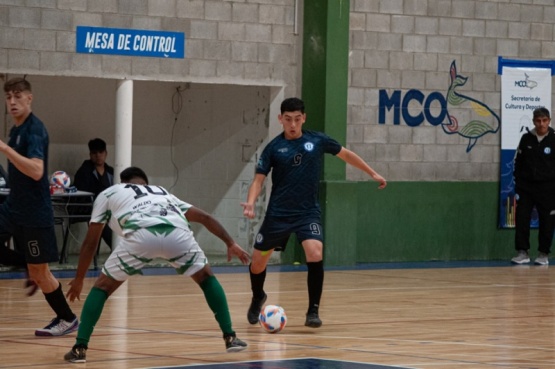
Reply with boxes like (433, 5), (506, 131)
(63, 167), (250, 363)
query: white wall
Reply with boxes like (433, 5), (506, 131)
(0, 1), (296, 265)
(2, 75), (277, 257)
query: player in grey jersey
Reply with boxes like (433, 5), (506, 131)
(64, 167), (250, 363)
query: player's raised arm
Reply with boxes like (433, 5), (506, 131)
(336, 147), (387, 189)
(0, 141), (44, 181)
(185, 206), (250, 264)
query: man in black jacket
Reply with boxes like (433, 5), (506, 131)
(512, 107), (555, 265)
(73, 138), (114, 249)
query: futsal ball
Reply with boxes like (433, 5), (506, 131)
(259, 305), (287, 333)
(50, 171), (71, 188)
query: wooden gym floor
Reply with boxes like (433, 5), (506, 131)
(0, 262), (554, 369)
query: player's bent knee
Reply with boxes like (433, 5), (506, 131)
(191, 264), (213, 285)
(250, 262), (267, 274)
(94, 274), (123, 296)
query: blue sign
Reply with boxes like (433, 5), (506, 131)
(379, 89), (447, 127)
(76, 26), (185, 59)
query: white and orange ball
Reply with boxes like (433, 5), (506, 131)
(50, 171), (71, 188)
(259, 305), (287, 333)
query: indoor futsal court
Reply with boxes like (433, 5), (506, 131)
(1, 261), (555, 369)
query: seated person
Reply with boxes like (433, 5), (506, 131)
(73, 138), (114, 249)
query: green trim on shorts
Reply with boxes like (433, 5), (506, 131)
(175, 254), (207, 275)
(145, 224), (176, 236)
(167, 252), (190, 263)
(116, 253), (150, 276)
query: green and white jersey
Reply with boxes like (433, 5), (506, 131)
(92, 183), (193, 236)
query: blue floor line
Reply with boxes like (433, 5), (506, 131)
(147, 357), (411, 369)
(0, 259), (516, 280)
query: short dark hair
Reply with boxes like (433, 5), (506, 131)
(4, 77), (32, 93)
(120, 166), (149, 184)
(281, 97), (305, 114)
(533, 107), (550, 120)
(88, 138), (107, 152)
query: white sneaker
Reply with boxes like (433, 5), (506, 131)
(511, 250), (530, 264)
(534, 252), (549, 265)
(35, 317), (79, 336)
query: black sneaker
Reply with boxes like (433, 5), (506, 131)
(305, 311), (322, 328)
(224, 334), (248, 353)
(64, 344), (87, 363)
(247, 293), (267, 324)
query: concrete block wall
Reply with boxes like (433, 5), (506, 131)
(347, 0), (555, 182)
(0, 0), (299, 96)
(4, 0), (555, 264)
(0, 2), (299, 258)
(12, 75), (272, 257)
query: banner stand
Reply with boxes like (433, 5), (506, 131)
(497, 57), (555, 228)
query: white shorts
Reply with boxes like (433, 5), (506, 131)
(102, 227), (207, 281)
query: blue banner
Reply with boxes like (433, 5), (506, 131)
(76, 26), (185, 59)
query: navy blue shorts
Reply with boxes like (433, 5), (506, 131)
(254, 216), (323, 252)
(0, 206), (58, 264)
